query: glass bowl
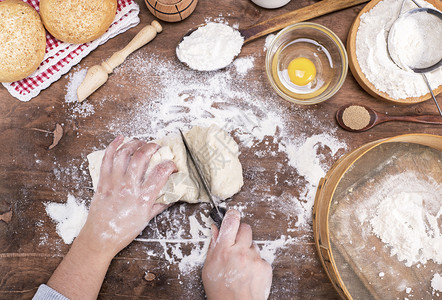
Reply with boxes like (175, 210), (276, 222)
(266, 22), (348, 105)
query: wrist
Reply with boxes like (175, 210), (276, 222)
(73, 231), (116, 264)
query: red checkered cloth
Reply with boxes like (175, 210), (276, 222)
(1, 0), (140, 102)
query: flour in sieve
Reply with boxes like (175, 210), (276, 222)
(388, 8), (442, 71)
(368, 173), (441, 267)
(356, 0), (442, 99)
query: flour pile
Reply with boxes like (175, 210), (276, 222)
(176, 22), (244, 71)
(371, 191), (442, 267)
(366, 172), (441, 267)
(45, 194), (88, 244)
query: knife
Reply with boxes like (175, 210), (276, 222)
(179, 130), (226, 228)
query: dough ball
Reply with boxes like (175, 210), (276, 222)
(39, 0), (117, 44)
(87, 125), (243, 205)
(0, 0), (46, 82)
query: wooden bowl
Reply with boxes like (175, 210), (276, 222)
(145, 0), (198, 22)
(347, 0), (442, 104)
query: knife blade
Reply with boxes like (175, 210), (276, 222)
(179, 130), (226, 227)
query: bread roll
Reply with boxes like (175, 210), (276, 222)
(40, 0), (117, 44)
(0, 0), (46, 82)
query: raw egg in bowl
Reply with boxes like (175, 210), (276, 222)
(266, 22), (348, 105)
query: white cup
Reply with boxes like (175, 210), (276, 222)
(251, 0), (291, 9)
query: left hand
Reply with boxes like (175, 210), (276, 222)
(78, 136), (177, 259)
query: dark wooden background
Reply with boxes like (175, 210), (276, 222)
(0, 0), (441, 299)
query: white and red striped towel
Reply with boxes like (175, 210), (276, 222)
(1, 0), (140, 102)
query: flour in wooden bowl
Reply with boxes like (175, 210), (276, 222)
(356, 0), (442, 99)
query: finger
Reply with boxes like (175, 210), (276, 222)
(251, 242), (262, 259)
(235, 223), (253, 247)
(209, 224), (219, 250)
(126, 143), (160, 182)
(100, 135), (124, 178)
(150, 203), (171, 218)
(113, 139), (145, 177)
(217, 209), (241, 246)
(141, 160), (177, 203)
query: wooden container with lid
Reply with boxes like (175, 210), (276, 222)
(145, 0), (198, 22)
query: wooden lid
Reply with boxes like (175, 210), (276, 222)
(145, 0), (198, 22)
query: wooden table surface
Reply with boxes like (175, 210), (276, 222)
(0, 0), (441, 299)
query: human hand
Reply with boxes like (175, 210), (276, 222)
(46, 136), (176, 299)
(78, 136), (177, 259)
(202, 210), (273, 300)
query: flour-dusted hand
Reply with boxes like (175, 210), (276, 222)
(79, 135), (177, 259)
(44, 136), (177, 300)
(202, 210), (273, 300)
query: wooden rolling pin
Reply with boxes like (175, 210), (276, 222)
(77, 20), (162, 102)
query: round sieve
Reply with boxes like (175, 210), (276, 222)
(313, 134), (442, 299)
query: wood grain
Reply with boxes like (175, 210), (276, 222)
(0, 0), (441, 299)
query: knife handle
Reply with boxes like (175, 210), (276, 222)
(210, 206), (226, 229)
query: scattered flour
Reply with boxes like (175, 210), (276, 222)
(264, 34), (275, 51)
(432, 273), (442, 292)
(54, 43), (348, 294)
(356, 0), (442, 99)
(232, 56), (255, 76)
(285, 134), (347, 226)
(65, 68), (87, 103)
(64, 68), (95, 117)
(45, 194), (88, 244)
(176, 23), (244, 71)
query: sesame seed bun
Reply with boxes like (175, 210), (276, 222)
(40, 0), (117, 44)
(0, 0), (46, 82)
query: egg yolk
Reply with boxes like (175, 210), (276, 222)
(287, 57), (316, 86)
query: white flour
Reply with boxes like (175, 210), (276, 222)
(45, 194), (88, 244)
(432, 273), (442, 293)
(64, 68), (95, 117)
(176, 23), (244, 71)
(356, 0), (442, 99)
(285, 134), (347, 226)
(264, 34), (275, 51)
(371, 191), (442, 267)
(232, 56), (255, 76)
(388, 8), (442, 71)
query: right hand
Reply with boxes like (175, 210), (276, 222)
(202, 210), (273, 300)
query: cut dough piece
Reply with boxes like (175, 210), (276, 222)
(185, 124), (244, 200)
(87, 125), (243, 205)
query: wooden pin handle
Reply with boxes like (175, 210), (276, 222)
(77, 21), (162, 102)
(103, 20), (162, 73)
(239, 0), (369, 43)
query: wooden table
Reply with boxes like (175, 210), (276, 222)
(0, 0), (441, 299)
